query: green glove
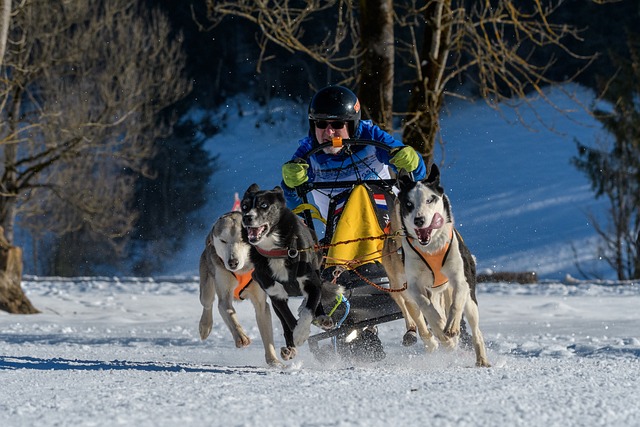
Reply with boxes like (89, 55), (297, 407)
(282, 161), (309, 188)
(390, 146), (420, 172)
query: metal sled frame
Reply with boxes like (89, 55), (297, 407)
(294, 139), (405, 352)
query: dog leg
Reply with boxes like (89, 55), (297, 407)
(403, 296), (438, 351)
(253, 270), (299, 360)
(216, 281), (251, 348)
(293, 275), (323, 347)
(411, 289), (456, 349)
(383, 253), (420, 346)
(198, 263), (215, 340)
(389, 292), (418, 346)
(269, 296), (298, 360)
(242, 283), (282, 367)
(382, 221), (422, 347)
(443, 277), (471, 338)
(464, 298), (491, 367)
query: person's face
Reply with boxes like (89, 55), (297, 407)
(314, 120), (350, 155)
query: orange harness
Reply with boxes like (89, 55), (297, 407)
(406, 228), (454, 288)
(232, 270), (254, 300)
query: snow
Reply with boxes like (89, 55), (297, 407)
(2, 85), (639, 426)
(2, 276), (639, 426)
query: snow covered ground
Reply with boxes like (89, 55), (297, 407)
(1, 276), (639, 426)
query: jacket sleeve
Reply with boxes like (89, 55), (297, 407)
(282, 181), (303, 210)
(282, 137), (314, 210)
(362, 121), (428, 180)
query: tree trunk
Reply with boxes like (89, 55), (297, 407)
(0, 227), (39, 314)
(0, 0), (10, 65)
(358, 0), (394, 131)
(402, 0), (452, 163)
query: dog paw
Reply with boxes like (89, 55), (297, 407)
(267, 358), (285, 368)
(444, 323), (461, 337)
(423, 336), (439, 353)
(402, 329), (418, 347)
(199, 311), (213, 340)
(280, 346), (297, 360)
(313, 315), (334, 331)
(235, 334), (251, 348)
(476, 358), (491, 368)
(442, 335), (459, 349)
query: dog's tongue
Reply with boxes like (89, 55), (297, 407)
(415, 213), (444, 244)
(246, 225), (266, 243)
(429, 213), (444, 230)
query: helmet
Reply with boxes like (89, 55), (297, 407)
(308, 85), (361, 137)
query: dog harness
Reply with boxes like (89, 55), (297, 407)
(406, 228), (454, 288)
(232, 270), (254, 300)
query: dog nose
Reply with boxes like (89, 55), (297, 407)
(414, 216), (425, 227)
(228, 258), (239, 269)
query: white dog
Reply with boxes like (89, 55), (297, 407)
(198, 211), (281, 367)
(397, 166), (490, 367)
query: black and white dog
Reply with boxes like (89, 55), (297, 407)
(397, 165), (491, 367)
(240, 184), (334, 361)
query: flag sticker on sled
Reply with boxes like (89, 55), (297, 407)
(373, 194), (387, 210)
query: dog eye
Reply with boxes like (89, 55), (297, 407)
(219, 239), (227, 244)
(260, 202), (268, 209)
(405, 201), (413, 209)
(425, 195), (438, 204)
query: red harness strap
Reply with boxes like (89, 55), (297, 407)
(407, 228), (454, 288)
(232, 270), (254, 300)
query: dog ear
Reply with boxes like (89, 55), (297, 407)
(273, 186), (286, 205)
(396, 169), (414, 191)
(425, 164), (444, 194)
(243, 183), (260, 199)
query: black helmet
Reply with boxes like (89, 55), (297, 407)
(308, 85), (361, 137)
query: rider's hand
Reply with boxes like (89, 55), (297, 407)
(390, 146), (420, 172)
(282, 160), (309, 188)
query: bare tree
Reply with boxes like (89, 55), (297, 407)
(358, 0), (394, 130)
(204, 0), (607, 160)
(0, 0), (191, 312)
(572, 34), (640, 280)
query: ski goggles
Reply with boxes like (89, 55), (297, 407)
(315, 120), (346, 130)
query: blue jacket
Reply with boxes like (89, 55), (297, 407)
(281, 120), (427, 215)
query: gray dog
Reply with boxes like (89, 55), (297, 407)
(198, 211), (281, 367)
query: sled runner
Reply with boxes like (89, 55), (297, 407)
(292, 138), (409, 361)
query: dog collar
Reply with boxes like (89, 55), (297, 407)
(255, 246), (299, 259)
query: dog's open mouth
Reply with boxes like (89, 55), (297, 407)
(414, 213), (444, 245)
(246, 224), (268, 244)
